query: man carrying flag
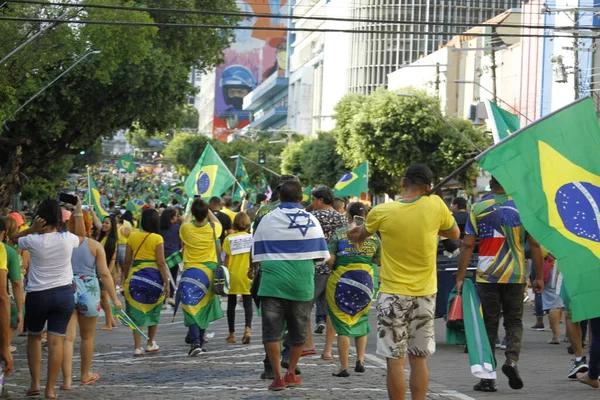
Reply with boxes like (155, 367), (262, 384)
(456, 177), (545, 392)
(184, 143), (236, 200)
(252, 179), (329, 391)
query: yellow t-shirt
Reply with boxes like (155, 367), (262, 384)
(0, 244), (7, 273)
(221, 208), (237, 224)
(365, 195), (455, 296)
(179, 221), (223, 267)
(118, 220), (133, 245)
(223, 231), (252, 295)
(127, 231), (163, 261)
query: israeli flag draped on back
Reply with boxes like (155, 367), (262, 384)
(252, 203), (330, 262)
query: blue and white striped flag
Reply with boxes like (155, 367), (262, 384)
(252, 203), (330, 262)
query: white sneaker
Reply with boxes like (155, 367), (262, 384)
(9, 345), (16, 353)
(134, 347), (144, 357)
(146, 341), (160, 353)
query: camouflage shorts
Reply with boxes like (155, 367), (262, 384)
(376, 293), (436, 359)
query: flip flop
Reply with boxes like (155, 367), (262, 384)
(80, 374), (100, 386)
(25, 389), (40, 397)
(59, 385), (72, 391)
(320, 353), (334, 361)
(301, 349), (316, 356)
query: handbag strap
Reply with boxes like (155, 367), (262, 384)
(132, 233), (151, 261)
(209, 221), (223, 266)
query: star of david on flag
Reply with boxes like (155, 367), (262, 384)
(286, 211), (316, 237)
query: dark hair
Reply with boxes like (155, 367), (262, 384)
(404, 164), (433, 189)
(108, 201), (115, 209)
(223, 196), (233, 207)
(121, 210), (134, 225)
(140, 209), (160, 234)
(279, 181), (303, 203)
(233, 212), (251, 232)
(490, 176), (502, 190)
(311, 185), (334, 205)
(209, 196), (221, 206)
(347, 202), (367, 219)
(277, 174), (300, 188)
(98, 215), (118, 262)
(452, 197), (468, 210)
(0, 217), (6, 237)
(256, 193), (267, 203)
(191, 199), (210, 222)
(160, 208), (177, 230)
(36, 199), (62, 228)
(333, 197), (346, 211)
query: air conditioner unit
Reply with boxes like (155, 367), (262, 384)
(468, 102), (488, 125)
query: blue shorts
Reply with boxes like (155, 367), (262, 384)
(118, 244), (127, 267)
(25, 285), (75, 336)
(73, 275), (101, 317)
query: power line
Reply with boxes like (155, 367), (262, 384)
(7, 0), (600, 33)
(0, 16), (597, 39)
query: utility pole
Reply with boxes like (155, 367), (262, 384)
(573, 10), (580, 99)
(490, 48), (498, 104)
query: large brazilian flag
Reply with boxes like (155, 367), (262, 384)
(87, 170), (109, 218)
(184, 143), (236, 200)
(177, 264), (223, 329)
(478, 97), (600, 322)
(334, 162), (369, 197)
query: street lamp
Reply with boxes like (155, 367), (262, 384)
(454, 80), (532, 123)
(397, 93), (482, 152)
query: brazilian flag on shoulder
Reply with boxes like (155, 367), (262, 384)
(184, 143), (236, 199)
(478, 97), (600, 322)
(334, 162), (368, 197)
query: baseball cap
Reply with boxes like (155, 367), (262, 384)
(9, 212), (24, 228)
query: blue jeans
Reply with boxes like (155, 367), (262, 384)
(588, 317), (600, 380)
(185, 324), (205, 346)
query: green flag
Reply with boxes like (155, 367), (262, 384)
(485, 101), (520, 144)
(126, 199), (145, 214)
(257, 173), (269, 193)
(334, 162), (368, 197)
(117, 154), (136, 173)
(87, 170), (110, 218)
(184, 143), (236, 199)
(233, 157), (250, 202)
(478, 97), (600, 322)
(302, 186), (313, 203)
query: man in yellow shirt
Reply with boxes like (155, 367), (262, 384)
(0, 242), (14, 377)
(221, 196), (237, 224)
(349, 164), (459, 400)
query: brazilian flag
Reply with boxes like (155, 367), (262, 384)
(302, 186), (312, 203)
(233, 157), (250, 202)
(117, 154), (136, 173)
(87, 170), (109, 218)
(184, 143), (236, 199)
(169, 183), (185, 197)
(485, 100), (520, 144)
(334, 162), (368, 197)
(478, 97), (600, 322)
(178, 264), (224, 329)
(126, 199), (145, 213)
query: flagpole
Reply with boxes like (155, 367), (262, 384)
(427, 97), (592, 196)
(87, 167), (92, 207)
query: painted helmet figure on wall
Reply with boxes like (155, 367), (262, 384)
(220, 65), (257, 110)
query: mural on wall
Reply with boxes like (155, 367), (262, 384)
(213, 0), (288, 141)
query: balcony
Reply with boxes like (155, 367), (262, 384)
(248, 106), (288, 130)
(243, 70), (289, 112)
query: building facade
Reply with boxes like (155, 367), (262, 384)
(348, 0), (521, 94)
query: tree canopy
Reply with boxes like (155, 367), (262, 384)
(0, 0), (240, 207)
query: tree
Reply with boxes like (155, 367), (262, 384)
(281, 132), (348, 187)
(0, 0), (240, 207)
(332, 88), (491, 196)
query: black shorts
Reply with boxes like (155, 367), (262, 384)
(25, 285), (75, 336)
(261, 297), (311, 346)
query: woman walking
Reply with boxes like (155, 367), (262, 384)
(223, 212), (253, 344)
(159, 208), (181, 305)
(97, 215), (119, 330)
(326, 202), (381, 377)
(61, 211), (123, 390)
(178, 199), (224, 356)
(123, 208), (169, 356)
(116, 213), (133, 289)
(13, 197), (86, 399)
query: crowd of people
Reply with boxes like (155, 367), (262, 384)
(0, 163), (598, 399)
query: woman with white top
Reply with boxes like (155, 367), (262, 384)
(13, 197), (86, 399)
(60, 211), (122, 390)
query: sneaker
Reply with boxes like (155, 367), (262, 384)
(355, 360), (365, 373)
(474, 379), (497, 392)
(500, 340), (507, 350)
(284, 371), (302, 387)
(530, 323), (545, 331)
(145, 341), (160, 353)
(568, 357), (589, 379)
(280, 359), (301, 375)
(548, 338), (560, 345)
(314, 323), (325, 334)
(495, 339), (501, 349)
(268, 376), (286, 391)
(502, 360), (524, 390)
(9, 345), (16, 353)
(133, 348), (144, 357)
(188, 343), (203, 357)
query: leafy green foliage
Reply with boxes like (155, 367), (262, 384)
(332, 88), (491, 196)
(0, 0), (240, 207)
